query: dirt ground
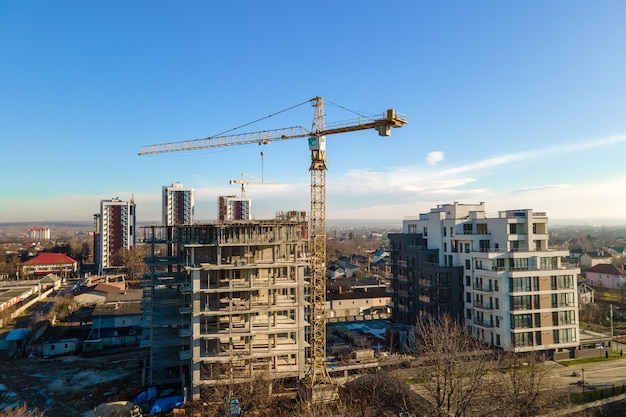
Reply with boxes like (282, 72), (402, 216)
(0, 350), (144, 416)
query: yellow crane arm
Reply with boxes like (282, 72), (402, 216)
(137, 110), (407, 156)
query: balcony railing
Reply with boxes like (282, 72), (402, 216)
(474, 319), (494, 328)
(473, 284), (493, 293)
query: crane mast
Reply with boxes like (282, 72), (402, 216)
(308, 97), (330, 386)
(138, 97), (407, 398)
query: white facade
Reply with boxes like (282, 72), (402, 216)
(99, 197), (136, 271)
(29, 227), (50, 240)
(403, 203), (580, 354)
(162, 182), (194, 226)
(218, 196), (251, 221)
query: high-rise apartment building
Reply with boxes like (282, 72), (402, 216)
(95, 197), (136, 274)
(218, 195), (251, 221)
(390, 202), (580, 356)
(140, 211), (310, 399)
(163, 182), (194, 226)
(29, 227), (51, 240)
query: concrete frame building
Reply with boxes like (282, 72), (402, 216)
(95, 197), (136, 274)
(140, 211), (310, 400)
(163, 182), (194, 226)
(390, 202), (581, 356)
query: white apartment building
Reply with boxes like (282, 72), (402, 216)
(162, 182), (194, 226)
(96, 197), (136, 273)
(218, 195), (251, 221)
(398, 202), (580, 356)
(29, 227), (51, 240)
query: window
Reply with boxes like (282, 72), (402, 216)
(495, 316), (500, 328)
(511, 277), (531, 292)
(408, 224), (417, 233)
(558, 275), (575, 289)
(477, 223), (488, 235)
(513, 332), (533, 347)
(559, 292), (575, 307)
(464, 243), (470, 253)
(534, 313), (541, 327)
(509, 223), (518, 234)
(444, 242), (447, 252)
(510, 295), (532, 310)
(496, 334), (501, 346)
(465, 276), (471, 286)
(553, 328), (577, 343)
(465, 259), (471, 269)
(466, 292), (471, 302)
(423, 226), (428, 236)
(533, 277), (539, 291)
(495, 298), (499, 309)
(552, 310), (576, 326)
(466, 308), (472, 319)
(541, 257), (557, 269)
(510, 258), (528, 270)
(450, 227), (455, 237)
(443, 227), (447, 237)
(463, 224), (473, 235)
(511, 313), (532, 329)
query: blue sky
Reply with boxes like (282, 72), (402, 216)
(2, 1), (626, 224)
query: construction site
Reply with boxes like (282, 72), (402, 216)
(140, 211), (310, 400)
(136, 96), (407, 404)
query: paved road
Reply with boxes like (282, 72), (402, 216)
(549, 358), (626, 392)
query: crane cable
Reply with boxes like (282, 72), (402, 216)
(210, 99), (313, 138)
(324, 98), (378, 122)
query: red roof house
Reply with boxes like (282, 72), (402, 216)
(20, 253), (78, 277)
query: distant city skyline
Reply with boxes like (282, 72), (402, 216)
(2, 2), (625, 224)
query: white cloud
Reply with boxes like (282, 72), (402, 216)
(425, 151), (444, 165)
(511, 184), (572, 195)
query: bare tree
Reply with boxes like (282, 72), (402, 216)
(0, 404), (45, 417)
(489, 352), (564, 417)
(412, 315), (499, 417)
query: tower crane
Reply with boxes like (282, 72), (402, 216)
(229, 172), (277, 198)
(138, 96), (407, 395)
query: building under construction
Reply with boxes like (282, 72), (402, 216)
(140, 211), (310, 399)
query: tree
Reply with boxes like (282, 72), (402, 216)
(412, 315), (499, 417)
(410, 315), (563, 417)
(115, 246), (149, 281)
(0, 404), (44, 417)
(490, 352), (563, 417)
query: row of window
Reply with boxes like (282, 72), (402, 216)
(512, 328), (576, 347)
(510, 275), (575, 292)
(510, 310), (576, 329)
(510, 293), (575, 310)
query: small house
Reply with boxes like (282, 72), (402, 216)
(43, 338), (78, 357)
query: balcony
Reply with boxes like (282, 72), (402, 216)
(474, 319), (494, 328)
(473, 301), (494, 310)
(473, 284), (493, 293)
(418, 279), (434, 288)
